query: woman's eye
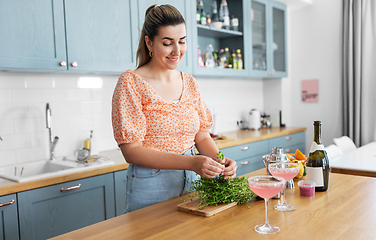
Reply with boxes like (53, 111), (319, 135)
(163, 43), (171, 46)
(179, 42), (186, 45)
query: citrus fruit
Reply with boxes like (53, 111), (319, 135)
(295, 149), (307, 160)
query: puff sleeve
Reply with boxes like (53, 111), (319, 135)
(112, 71), (146, 146)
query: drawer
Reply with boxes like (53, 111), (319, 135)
(284, 143), (306, 155)
(220, 140), (269, 161)
(236, 154), (266, 176)
(268, 132), (305, 150)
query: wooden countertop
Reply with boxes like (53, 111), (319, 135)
(0, 127), (305, 196)
(215, 127), (306, 149)
(51, 168), (376, 240)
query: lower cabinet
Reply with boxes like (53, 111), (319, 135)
(0, 194), (19, 240)
(114, 170), (127, 216)
(220, 132), (306, 176)
(220, 140), (269, 176)
(18, 173), (115, 240)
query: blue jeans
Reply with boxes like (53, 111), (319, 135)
(124, 147), (199, 213)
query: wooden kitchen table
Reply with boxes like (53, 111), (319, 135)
(51, 168), (376, 240)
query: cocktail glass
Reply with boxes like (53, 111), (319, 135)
(248, 175), (286, 234)
(268, 162), (300, 211)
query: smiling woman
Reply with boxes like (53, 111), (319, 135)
(111, 4), (237, 214)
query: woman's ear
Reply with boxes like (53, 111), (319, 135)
(145, 35), (153, 52)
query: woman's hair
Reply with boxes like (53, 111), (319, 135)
(136, 4), (185, 68)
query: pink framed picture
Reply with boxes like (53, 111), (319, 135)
(302, 79), (319, 102)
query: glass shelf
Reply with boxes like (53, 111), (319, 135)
(197, 24), (243, 39)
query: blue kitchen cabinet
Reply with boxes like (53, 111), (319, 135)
(136, 0), (194, 74)
(249, 0), (287, 78)
(0, 194), (19, 240)
(192, 0), (250, 77)
(114, 170), (127, 216)
(17, 173), (115, 240)
(268, 131), (306, 154)
(220, 140), (269, 176)
(0, 0), (136, 74)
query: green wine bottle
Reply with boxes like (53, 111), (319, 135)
(306, 121), (330, 191)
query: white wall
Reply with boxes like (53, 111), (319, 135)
(288, 0), (343, 152)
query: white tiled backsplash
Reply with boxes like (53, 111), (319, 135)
(0, 72), (263, 166)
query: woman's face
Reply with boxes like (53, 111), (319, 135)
(146, 23), (187, 70)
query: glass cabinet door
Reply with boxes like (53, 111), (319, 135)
(271, 1), (287, 76)
(251, 0), (268, 74)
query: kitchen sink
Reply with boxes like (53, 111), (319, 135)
(0, 158), (115, 182)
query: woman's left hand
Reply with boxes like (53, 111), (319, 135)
(221, 157), (237, 178)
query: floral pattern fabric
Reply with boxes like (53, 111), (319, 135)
(112, 70), (213, 154)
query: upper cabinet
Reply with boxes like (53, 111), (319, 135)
(192, 0), (287, 78)
(250, 0), (287, 78)
(192, 0), (249, 77)
(0, 0), (136, 74)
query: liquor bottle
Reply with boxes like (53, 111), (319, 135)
(205, 44), (215, 68)
(219, 0), (230, 30)
(211, 0), (220, 22)
(200, 9), (206, 25)
(306, 121), (330, 192)
(197, 1), (204, 24)
(197, 46), (204, 68)
(236, 49), (243, 69)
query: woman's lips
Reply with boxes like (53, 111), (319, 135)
(167, 57), (179, 62)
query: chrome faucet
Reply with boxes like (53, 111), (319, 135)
(46, 103), (59, 160)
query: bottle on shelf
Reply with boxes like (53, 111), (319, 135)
(219, 0), (230, 30)
(205, 44), (215, 68)
(200, 9), (206, 25)
(206, 14), (211, 27)
(197, 1), (204, 24)
(223, 47), (230, 67)
(230, 15), (239, 31)
(214, 50), (219, 66)
(236, 49), (243, 69)
(306, 121), (330, 192)
(231, 50), (237, 69)
(197, 46), (204, 68)
(211, 0), (220, 22)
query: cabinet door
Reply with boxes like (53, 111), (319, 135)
(64, 0), (136, 73)
(250, 0), (270, 77)
(136, 0), (193, 74)
(0, 194), (19, 240)
(114, 170), (127, 216)
(0, 0), (67, 71)
(18, 173), (115, 240)
(269, 0), (287, 77)
(268, 132), (306, 154)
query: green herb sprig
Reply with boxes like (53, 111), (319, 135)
(187, 151), (257, 209)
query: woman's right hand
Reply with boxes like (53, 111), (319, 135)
(191, 155), (225, 178)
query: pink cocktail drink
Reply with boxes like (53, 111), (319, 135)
(269, 167), (299, 181)
(248, 175), (285, 234)
(268, 162), (300, 212)
(249, 181), (284, 199)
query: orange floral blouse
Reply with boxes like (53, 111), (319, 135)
(112, 70), (213, 154)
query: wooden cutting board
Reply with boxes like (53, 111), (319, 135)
(177, 197), (237, 217)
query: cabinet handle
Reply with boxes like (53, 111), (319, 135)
(0, 199), (15, 208)
(240, 146), (249, 150)
(241, 161), (249, 165)
(60, 61), (67, 67)
(286, 148), (293, 153)
(61, 184), (81, 192)
(285, 136), (292, 140)
(71, 62), (78, 67)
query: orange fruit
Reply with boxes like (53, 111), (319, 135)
(295, 149), (307, 160)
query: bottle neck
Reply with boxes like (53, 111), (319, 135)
(313, 123), (322, 145)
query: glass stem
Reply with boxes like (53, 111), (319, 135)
(264, 198), (269, 225)
(280, 183), (287, 206)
